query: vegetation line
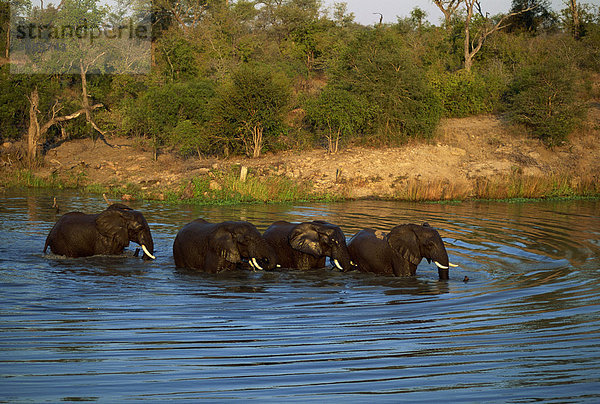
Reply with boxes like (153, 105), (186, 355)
(3, 168), (597, 205)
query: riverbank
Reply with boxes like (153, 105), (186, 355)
(1, 114), (599, 203)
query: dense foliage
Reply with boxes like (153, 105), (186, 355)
(503, 39), (587, 146)
(1, 0), (598, 157)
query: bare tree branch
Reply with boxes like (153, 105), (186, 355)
(463, 0), (537, 71)
(432, 0), (462, 29)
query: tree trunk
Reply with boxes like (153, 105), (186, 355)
(27, 88), (41, 164)
(570, 0), (581, 39)
(5, 20), (9, 59)
(80, 60), (91, 120)
(252, 124), (263, 158)
(326, 121), (336, 154)
(463, 0), (474, 72)
(25, 87), (103, 163)
(78, 58), (110, 145)
(432, 1), (462, 31)
(462, 0), (535, 72)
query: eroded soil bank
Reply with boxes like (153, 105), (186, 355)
(2, 114), (599, 202)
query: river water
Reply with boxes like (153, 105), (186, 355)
(1, 190), (599, 402)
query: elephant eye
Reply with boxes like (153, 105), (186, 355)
(238, 234), (251, 245)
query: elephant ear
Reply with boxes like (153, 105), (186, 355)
(386, 224), (422, 266)
(96, 209), (129, 245)
(289, 223), (322, 257)
(213, 232), (242, 263)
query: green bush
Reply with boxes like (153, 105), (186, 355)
(122, 80), (215, 155)
(211, 62), (291, 158)
(331, 29), (442, 143)
(156, 33), (201, 81)
(430, 69), (504, 117)
(304, 86), (372, 152)
(503, 55), (585, 146)
(170, 120), (210, 157)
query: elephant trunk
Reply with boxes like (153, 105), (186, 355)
(331, 244), (353, 272)
(138, 230), (155, 260)
(431, 249), (450, 280)
(437, 265), (449, 280)
(248, 239), (277, 270)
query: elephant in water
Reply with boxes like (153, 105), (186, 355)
(263, 220), (353, 271)
(348, 223), (457, 279)
(44, 203), (155, 259)
(173, 219), (277, 273)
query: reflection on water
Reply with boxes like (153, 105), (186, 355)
(1, 190), (599, 401)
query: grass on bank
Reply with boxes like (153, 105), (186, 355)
(2, 167), (598, 204)
(0, 167), (337, 204)
(164, 167), (336, 205)
(394, 172), (599, 202)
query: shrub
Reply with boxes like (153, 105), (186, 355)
(331, 28), (442, 143)
(211, 63), (291, 158)
(304, 86), (372, 152)
(156, 33), (201, 81)
(430, 69), (504, 117)
(122, 80), (215, 156)
(503, 54), (586, 146)
(170, 120), (211, 157)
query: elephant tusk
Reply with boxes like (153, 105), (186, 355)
(251, 257), (264, 271)
(249, 259), (256, 271)
(333, 259), (343, 271)
(449, 262), (459, 267)
(141, 244), (155, 260)
(434, 261), (449, 270)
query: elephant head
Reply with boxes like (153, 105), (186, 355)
(174, 219), (278, 272)
(96, 204), (155, 259)
(212, 221), (277, 271)
(288, 220), (353, 271)
(386, 223), (454, 279)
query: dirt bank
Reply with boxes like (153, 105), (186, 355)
(4, 113), (600, 201)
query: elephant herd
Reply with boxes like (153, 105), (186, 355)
(44, 203), (458, 279)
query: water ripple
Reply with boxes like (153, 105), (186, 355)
(0, 191), (599, 401)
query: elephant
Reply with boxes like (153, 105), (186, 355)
(44, 203), (155, 259)
(348, 223), (457, 279)
(173, 219), (278, 273)
(263, 220), (353, 271)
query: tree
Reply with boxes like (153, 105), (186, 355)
(256, 0), (325, 74)
(332, 2), (354, 27)
(10, 0), (152, 161)
(462, 0), (537, 71)
(331, 28), (442, 142)
(564, 0), (582, 39)
(151, 0), (225, 35)
(503, 48), (585, 146)
(432, 0), (462, 29)
(123, 80), (215, 159)
(409, 7), (428, 31)
(26, 85), (103, 163)
(1, 0), (31, 59)
(212, 63), (290, 158)
(304, 86), (371, 153)
(506, 0), (555, 33)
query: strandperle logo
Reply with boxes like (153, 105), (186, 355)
(9, 4), (151, 75)
(15, 19), (149, 44)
